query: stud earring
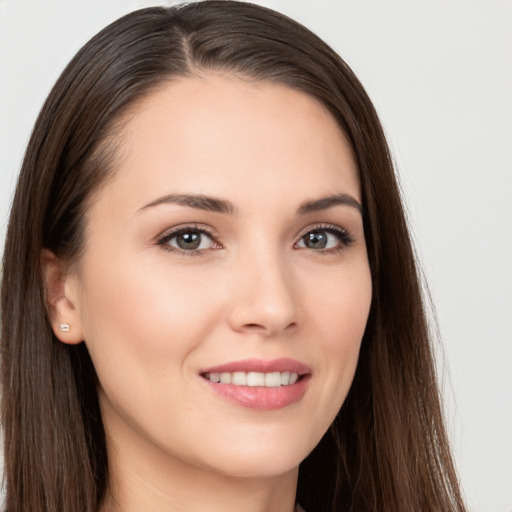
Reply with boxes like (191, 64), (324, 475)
(59, 323), (70, 332)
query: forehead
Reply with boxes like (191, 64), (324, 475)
(92, 73), (360, 214)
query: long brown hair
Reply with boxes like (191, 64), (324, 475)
(1, 2), (466, 511)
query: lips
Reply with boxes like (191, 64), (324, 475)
(200, 357), (311, 375)
(199, 358), (311, 410)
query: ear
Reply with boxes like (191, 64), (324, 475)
(41, 249), (84, 344)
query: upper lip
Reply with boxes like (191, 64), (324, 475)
(200, 358), (312, 376)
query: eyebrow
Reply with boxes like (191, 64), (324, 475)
(139, 192), (363, 216)
(297, 193), (363, 215)
(139, 194), (235, 214)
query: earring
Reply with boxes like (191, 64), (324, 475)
(59, 323), (70, 332)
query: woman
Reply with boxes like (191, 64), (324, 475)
(1, 2), (467, 511)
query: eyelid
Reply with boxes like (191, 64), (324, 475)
(294, 223), (354, 251)
(156, 223), (222, 255)
(154, 222), (354, 256)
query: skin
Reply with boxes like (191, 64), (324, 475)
(46, 74), (372, 512)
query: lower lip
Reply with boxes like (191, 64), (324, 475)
(202, 375), (311, 410)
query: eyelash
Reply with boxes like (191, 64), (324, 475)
(156, 223), (354, 256)
(157, 224), (220, 257)
(296, 223), (354, 254)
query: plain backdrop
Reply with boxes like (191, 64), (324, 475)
(0, 1), (511, 511)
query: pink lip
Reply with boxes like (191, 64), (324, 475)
(199, 358), (312, 411)
(200, 358), (311, 375)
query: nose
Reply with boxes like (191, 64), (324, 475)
(226, 248), (299, 337)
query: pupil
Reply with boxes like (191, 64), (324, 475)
(177, 232), (201, 250)
(306, 231), (327, 249)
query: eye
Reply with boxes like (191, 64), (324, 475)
(295, 225), (353, 252)
(158, 227), (219, 253)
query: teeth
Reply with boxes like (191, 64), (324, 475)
(247, 372), (265, 386)
(265, 372), (281, 387)
(220, 372), (231, 384)
(231, 372), (247, 385)
(209, 372), (221, 383)
(205, 371), (300, 387)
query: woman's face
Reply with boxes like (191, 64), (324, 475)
(63, 74), (372, 479)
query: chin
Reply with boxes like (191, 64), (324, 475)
(193, 428), (316, 479)
(206, 453), (302, 480)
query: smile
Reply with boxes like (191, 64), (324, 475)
(203, 371), (299, 387)
(199, 358), (311, 410)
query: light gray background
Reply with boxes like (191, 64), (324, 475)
(0, 1), (511, 511)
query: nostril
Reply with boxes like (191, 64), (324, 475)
(240, 321), (297, 335)
(226, 285), (299, 336)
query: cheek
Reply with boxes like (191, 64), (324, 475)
(75, 256), (229, 456)
(302, 260), (371, 421)
(77, 255), (222, 388)
(306, 257), (371, 350)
